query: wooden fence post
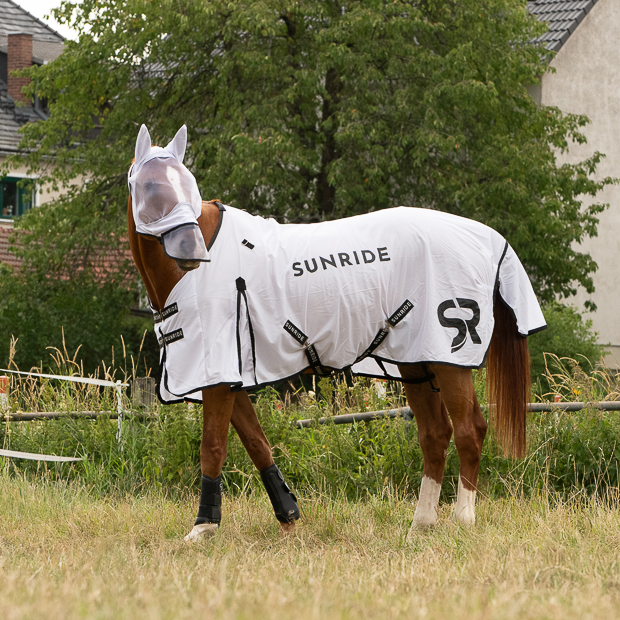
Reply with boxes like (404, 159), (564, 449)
(132, 377), (157, 409)
(0, 376), (8, 412)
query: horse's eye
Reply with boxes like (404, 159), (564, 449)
(143, 180), (156, 195)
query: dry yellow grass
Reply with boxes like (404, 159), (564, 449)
(0, 474), (619, 619)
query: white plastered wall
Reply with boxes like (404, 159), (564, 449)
(539, 0), (620, 366)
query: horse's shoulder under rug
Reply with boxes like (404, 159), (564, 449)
(155, 206), (545, 403)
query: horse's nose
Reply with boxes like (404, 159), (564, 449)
(175, 259), (202, 272)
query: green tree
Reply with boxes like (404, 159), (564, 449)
(0, 0), (613, 369)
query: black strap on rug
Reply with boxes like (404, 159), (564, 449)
(157, 327), (184, 350)
(153, 302), (179, 325)
(283, 319), (331, 377)
(400, 363), (440, 392)
(195, 474), (223, 525)
(425, 362), (440, 392)
(235, 277), (258, 385)
(260, 464), (300, 524)
(355, 299), (414, 365)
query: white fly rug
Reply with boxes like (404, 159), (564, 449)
(156, 205), (545, 403)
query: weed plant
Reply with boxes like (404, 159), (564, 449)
(1, 348), (620, 502)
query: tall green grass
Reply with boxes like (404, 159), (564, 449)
(1, 352), (619, 501)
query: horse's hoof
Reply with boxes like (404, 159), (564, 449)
(279, 522), (296, 537)
(410, 508), (438, 532)
(184, 523), (219, 542)
(407, 519), (435, 540)
(453, 508), (476, 526)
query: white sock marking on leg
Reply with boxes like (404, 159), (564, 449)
(412, 476), (442, 528)
(453, 476), (476, 525)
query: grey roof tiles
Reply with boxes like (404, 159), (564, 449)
(0, 0), (64, 43)
(0, 1), (63, 155)
(529, 0), (601, 51)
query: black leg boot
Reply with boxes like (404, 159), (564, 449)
(195, 474), (223, 525)
(184, 474), (222, 542)
(260, 464), (300, 523)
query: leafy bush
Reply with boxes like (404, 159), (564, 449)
(0, 260), (160, 375)
(2, 363), (620, 503)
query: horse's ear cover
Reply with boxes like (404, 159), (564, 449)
(134, 124), (152, 168)
(166, 125), (187, 163)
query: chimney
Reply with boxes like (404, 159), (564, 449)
(7, 33), (33, 104)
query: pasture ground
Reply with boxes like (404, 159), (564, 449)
(1, 474), (619, 619)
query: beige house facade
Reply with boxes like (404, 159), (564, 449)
(530, 0), (620, 364)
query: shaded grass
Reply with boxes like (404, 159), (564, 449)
(1, 474), (620, 619)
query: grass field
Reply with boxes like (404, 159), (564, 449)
(2, 357), (620, 618)
(1, 473), (620, 620)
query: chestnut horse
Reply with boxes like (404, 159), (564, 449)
(127, 125), (535, 540)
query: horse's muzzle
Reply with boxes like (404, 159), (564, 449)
(161, 223), (209, 264)
(176, 259), (202, 272)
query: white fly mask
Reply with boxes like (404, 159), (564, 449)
(128, 124), (209, 263)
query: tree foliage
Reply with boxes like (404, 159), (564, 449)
(0, 0), (614, 369)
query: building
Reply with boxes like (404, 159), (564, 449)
(0, 0), (64, 258)
(529, 0), (620, 363)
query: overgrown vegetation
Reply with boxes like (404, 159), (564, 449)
(2, 344), (620, 617)
(2, 348), (619, 501)
(528, 301), (603, 393)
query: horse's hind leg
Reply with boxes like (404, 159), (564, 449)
(431, 365), (487, 525)
(185, 385), (236, 542)
(230, 391), (300, 533)
(230, 391), (274, 471)
(399, 365), (453, 530)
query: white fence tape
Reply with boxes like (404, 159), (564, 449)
(0, 368), (128, 388)
(0, 368), (128, 447)
(0, 448), (83, 462)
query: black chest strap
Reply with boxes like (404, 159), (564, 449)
(235, 277), (258, 385)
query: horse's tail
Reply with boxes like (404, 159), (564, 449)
(486, 295), (531, 458)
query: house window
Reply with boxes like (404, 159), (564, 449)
(0, 177), (34, 219)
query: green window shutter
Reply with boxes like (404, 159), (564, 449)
(0, 177), (34, 219)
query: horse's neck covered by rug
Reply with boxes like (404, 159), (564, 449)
(156, 206), (545, 403)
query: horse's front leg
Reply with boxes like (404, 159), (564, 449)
(184, 385), (235, 542)
(399, 365), (453, 532)
(230, 391), (300, 533)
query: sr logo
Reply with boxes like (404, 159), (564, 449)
(437, 298), (482, 353)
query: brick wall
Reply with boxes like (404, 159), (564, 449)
(7, 33), (33, 104)
(0, 223), (21, 269)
